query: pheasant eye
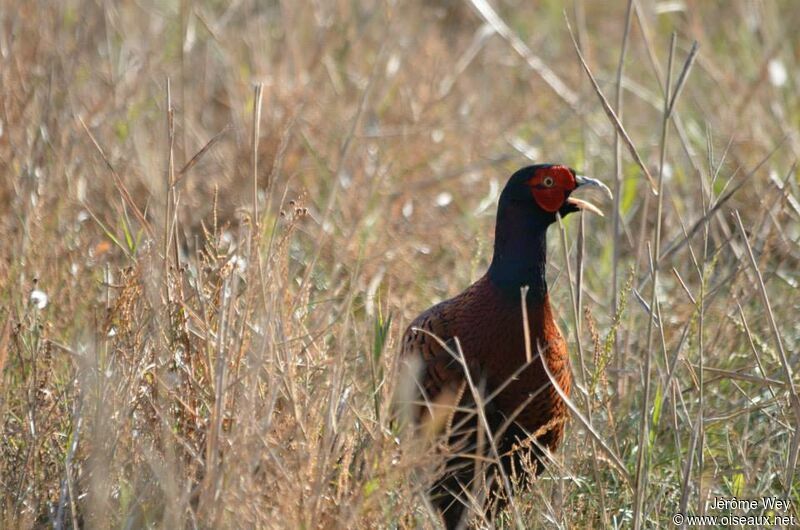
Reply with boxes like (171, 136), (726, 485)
(542, 176), (555, 187)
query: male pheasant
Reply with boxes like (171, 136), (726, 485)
(400, 164), (610, 529)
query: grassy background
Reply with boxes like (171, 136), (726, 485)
(1, 0), (799, 528)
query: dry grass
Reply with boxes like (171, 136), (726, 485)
(1, 1), (799, 528)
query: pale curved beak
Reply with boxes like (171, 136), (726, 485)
(575, 174), (613, 198)
(567, 174), (613, 216)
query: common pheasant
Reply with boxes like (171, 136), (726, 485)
(400, 164), (610, 528)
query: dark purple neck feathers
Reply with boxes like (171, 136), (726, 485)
(487, 200), (550, 301)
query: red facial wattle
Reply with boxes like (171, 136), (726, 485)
(532, 187), (567, 212)
(528, 165), (577, 212)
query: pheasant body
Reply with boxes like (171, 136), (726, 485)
(399, 164), (610, 528)
(402, 276), (571, 445)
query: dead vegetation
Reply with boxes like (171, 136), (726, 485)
(1, 1), (799, 528)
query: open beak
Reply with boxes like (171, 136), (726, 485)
(567, 174), (613, 216)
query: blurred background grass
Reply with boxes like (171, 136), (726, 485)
(1, 0), (799, 528)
